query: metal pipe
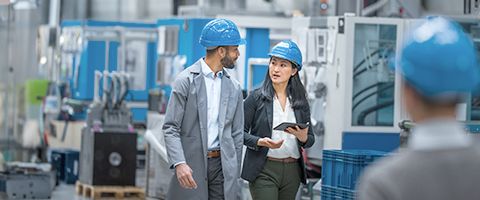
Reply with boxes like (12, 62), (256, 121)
(356, 0), (363, 16)
(102, 41), (110, 104)
(362, 0), (389, 16)
(48, 0), (61, 26)
(93, 70), (102, 102)
(120, 28), (126, 72)
(102, 70), (109, 105)
(118, 71), (130, 103)
(110, 72), (119, 106)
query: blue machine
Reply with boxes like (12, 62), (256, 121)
(157, 18), (213, 67)
(155, 18), (272, 95)
(244, 28), (270, 90)
(61, 20), (157, 123)
(155, 18), (213, 97)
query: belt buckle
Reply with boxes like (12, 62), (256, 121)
(207, 150), (220, 158)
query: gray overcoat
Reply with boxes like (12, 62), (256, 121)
(162, 59), (244, 200)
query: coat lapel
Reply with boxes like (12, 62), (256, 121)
(217, 70), (231, 140)
(191, 61), (208, 156)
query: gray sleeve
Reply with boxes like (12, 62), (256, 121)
(162, 76), (190, 169)
(356, 167), (391, 200)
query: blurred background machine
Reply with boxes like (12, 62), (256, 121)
(60, 20), (158, 124)
(2, 0), (480, 199)
(0, 162), (56, 199)
(78, 69), (137, 186)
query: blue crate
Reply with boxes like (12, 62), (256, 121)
(50, 149), (66, 182)
(50, 149), (79, 184)
(63, 150), (79, 184)
(321, 185), (355, 200)
(322, 149), (387, 190)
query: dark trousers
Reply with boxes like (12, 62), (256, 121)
(249, 159), (301, 200)
(208, 156), (224, 200)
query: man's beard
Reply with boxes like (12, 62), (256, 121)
(221, 55), (236, 69)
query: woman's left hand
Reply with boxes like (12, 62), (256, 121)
(285, 126), (308, 143)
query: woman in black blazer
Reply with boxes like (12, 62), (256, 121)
(241, 40), (315, 200)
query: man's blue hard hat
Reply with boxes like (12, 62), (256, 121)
(269, 40), (303, 70)
(199, 18), (246, 48)
(399, 16), (480, 97)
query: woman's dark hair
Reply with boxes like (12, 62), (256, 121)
(260, 59), (309, 109)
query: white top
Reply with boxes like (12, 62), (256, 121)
(201, 58), (223, 150)
(267, 97), (300, 159)
(408, 118), (472, 151)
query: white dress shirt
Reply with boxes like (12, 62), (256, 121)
(201, 58), (222, 150)
(267, 97), (300, 159)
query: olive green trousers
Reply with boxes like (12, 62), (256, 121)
(249, 159), (301, 200)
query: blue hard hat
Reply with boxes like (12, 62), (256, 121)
(199, 19), (246, 48)
(269, 40), (303, 70)
(399, 16), (480, 97)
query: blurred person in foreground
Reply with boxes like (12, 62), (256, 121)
(357, 16), (480, 200)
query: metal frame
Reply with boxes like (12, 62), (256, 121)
(343, 16), (405, 134)
(247, 58), (269, 92)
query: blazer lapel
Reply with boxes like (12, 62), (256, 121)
(294, 108), (302, 123)
(264, 98), (273, 136)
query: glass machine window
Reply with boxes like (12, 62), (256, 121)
(462, 23), (480, 121)
(351, 24), (397, 126)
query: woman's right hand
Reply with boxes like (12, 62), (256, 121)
(257, 137), (284, 149)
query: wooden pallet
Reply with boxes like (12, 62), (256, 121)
(76, 181), (145, 199)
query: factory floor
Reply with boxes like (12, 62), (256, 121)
(49, 168), (320, 200)
(50, 169), (147, 200)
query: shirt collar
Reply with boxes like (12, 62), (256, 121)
(201, 58), (223, 79)
(408, 118), (472, 151)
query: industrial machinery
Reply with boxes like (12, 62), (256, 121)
(78, 70), (137, 186)
(290, 16), (337, 175)
(0, 163), (56, 199)
(155, 18), (213, 96)
(60, 20), (157, 123)
(291, 15), (408, 152)
(449, 17), (480, 139)
(293, 15), (480, 153)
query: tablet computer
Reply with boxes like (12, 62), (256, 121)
(273, 122), (309, 131)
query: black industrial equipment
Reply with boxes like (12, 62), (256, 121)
(79, 129), (137, 186)
(79, 71), (137, 186)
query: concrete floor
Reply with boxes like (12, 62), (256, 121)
(50, 169), (147, 200)
(48, 173), (319, 200)
(51, 183), (88, 200)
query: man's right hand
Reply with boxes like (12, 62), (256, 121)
(257, 137), (284, 149)
(175, 163), (197, 189)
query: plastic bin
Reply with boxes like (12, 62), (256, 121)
(50, 149), (79, 184)
(321, 149), (387, 189)
(321, 185), (355, 200)
(63, 150), (79, 184)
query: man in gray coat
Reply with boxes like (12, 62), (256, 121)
(162, 18), (245, 200)
(357, 16), (480, 200)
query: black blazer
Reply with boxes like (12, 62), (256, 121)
(241, 89), (315, 184)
